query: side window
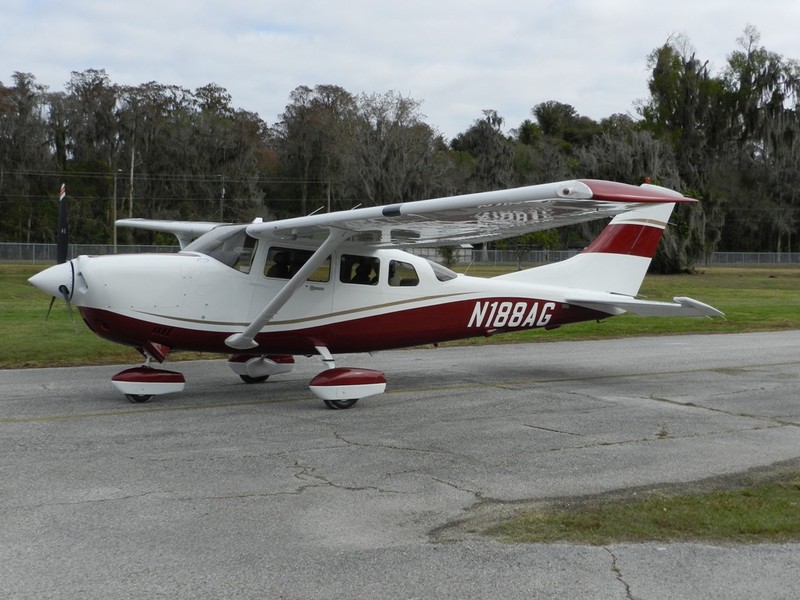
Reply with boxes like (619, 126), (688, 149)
(388, 260), (419, 286)
(264, 247), (330, 282)
(340, 254), (380, 285)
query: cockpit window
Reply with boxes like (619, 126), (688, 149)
(340, 254), (380, 285)
(183, 225), (258, 273)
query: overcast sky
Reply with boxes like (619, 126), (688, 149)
(3, 0), (798, 140)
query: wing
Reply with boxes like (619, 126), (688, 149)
(115, 219), (223, 249)
(246, 179), (693, 247)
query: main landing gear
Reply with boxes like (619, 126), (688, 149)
(308, 367), (387, 409)
(304, 346), (387, 409)
(110, 347), (387, 409)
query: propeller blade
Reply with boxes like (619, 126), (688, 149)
(56, 182), (68, 264)
(45, 295), (57, 321)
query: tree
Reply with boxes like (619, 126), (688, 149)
(340, 91), (447, 204)
(722, 25), (800, 253)
(639, 36), (728, 266)
(450, 110), (514, 191)
(0, 72), (54, 243)
(272, 84), (355, 215)
(533, 101), (601, 150)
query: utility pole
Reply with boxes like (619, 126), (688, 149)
(219, 175), (225, 221)
(128, 145), (135, 219)
(112, 168), (124, 252)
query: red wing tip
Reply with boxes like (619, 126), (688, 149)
(579, 179), (696, 203)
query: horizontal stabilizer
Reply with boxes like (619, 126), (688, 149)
(566, 294), (725, 318)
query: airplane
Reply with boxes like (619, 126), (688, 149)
(29, 179), (724, 409)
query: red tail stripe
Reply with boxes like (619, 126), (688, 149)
(583, 223), (664, 257)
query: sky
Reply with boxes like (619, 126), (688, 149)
(2, 0), (798, 140)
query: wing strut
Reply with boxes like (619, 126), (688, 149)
(225, 228), (351, 350)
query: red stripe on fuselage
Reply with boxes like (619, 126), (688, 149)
(582, 223), (664, 257)
(79, 299), (610, 356)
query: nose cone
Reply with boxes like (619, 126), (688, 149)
(29, 261), (74, 299)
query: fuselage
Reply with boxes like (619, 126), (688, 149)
(31, 226), (610, 356)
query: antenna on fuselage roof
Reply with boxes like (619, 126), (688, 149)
(307, 205), (325, 216)
(460, 244), (475, 275)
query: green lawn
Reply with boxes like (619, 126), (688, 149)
(488, 474), (800, 545)
(3, 263), (799, 368)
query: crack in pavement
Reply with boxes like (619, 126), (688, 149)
(648, 394), (800, 428)
(604, 547), (637, 600)
(281, 452), (407, 496)
(328, 426), (450, 456)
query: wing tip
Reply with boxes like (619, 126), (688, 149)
(579, 179), (696, 204)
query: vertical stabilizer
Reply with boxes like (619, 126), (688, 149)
(494, 202), (676, 297)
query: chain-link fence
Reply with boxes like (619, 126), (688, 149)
(2, 242), (798, 267)
(0, 243), (179, 263)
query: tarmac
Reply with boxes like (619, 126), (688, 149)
(2, 330), (799, 599)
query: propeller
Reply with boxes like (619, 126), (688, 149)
(42, 182), (75, 326)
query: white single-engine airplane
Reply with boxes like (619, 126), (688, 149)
(30, 179), (723, 408)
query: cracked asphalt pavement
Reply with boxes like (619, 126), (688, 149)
(2, 331), (800, 599)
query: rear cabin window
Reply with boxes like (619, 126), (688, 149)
(340, 254), (380, 285)
(264, 247), (330, 282)
(388, 260), (419, 286)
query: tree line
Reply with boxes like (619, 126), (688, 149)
(1, 26), (798, 270)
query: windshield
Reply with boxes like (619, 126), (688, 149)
(427, 259), (458, 282)
(183, 225), (258, 272)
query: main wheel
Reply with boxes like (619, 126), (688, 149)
(239, 374), (269, 384)
(126, 394), (153, 403)
(323, 398), (359, 410)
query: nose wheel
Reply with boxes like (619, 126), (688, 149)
(112, 366), (186, 402)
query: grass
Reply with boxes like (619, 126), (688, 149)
(487, 474), (800, 545)
(3, 263), (799, 368)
